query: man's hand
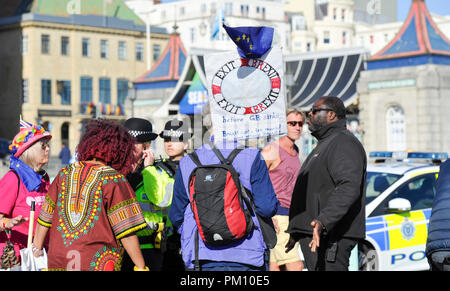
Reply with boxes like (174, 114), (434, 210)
(285, 235), (297, 253)
(272, 217), (280, 234)
(309, 219), (324, 253)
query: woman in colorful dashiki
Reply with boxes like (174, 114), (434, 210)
(32, 119), (149, 271)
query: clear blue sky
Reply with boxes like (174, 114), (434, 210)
(398, 0), (450, 21)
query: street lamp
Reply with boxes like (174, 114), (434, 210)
(199, 20), (207, 37)
(144, 8), (157, 70)
(128, 86), (137, 117)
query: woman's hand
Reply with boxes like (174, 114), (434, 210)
(1, 215), (28, 230)
(142, 149), (155, 167)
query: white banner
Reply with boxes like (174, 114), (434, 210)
(204, 46), (287, 142)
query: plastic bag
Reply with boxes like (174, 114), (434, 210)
(20, 248), (47, 271)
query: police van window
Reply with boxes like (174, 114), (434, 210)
(366, 172), (401, 204)
(370, 173), (437, 217)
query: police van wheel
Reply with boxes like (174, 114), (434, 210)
(359, 243), (378, 271)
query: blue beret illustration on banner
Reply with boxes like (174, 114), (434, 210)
(205, 24), (287, 142)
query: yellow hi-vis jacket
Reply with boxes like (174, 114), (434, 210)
(135, 161), (175, 249)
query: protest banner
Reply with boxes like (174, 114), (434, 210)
(204, 27), (287, 142)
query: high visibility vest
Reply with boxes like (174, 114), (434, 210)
(135, 162), (175, 249)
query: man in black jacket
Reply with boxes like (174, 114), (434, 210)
(286, 96), (366, 271)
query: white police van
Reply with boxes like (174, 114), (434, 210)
(359, 152), (448, 271)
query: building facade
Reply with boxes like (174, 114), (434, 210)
(358, 0), (450, 153)
(0, 0), (169, 156)
(125, 0), (291, 53)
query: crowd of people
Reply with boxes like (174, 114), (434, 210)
(6, 96), (449, 271)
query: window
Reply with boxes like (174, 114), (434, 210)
(333, 7), (337, 20)
(21, 35), (28, 55)
(80, 77), (93, 103)
(118, 41), (127, 60)
(201, 3), (207, 14)
(262, 7), (265, 19)
(153, 44), (161, 62)
(179, 6), (185, 16)
(100, 39), (109, 59)
(61, 36), (69, 55)
(386, 106), (406, 151)
(41, 34), (50, 54)
(240, 5), (249, 16)
(371, 174), (437, 216)
(21, 79), (29, 104)
(370, 35), (374, 44)
(57, 80), (71, 105)
(224, 2), (232, 16)
(190, 27), (196, 43)
(341, 9), (345, 21)
(292, 15), (306, 31)
(82, 38), (90, 57)
(342, 31), (347, 45)
(41, 79), (51, 104)
(306, 42), (311, 52)
(365, 172), (402, 205)
(323, 31), (330, 44)
(136, 43), (144, 61)
(99, 78), (111, 104)
(117, 79), (129, 105)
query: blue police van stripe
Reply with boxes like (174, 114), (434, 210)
(423, 209), (431, 222)
(366, 216), (389, 251)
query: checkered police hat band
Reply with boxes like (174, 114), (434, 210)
(128, 130), (154, 138)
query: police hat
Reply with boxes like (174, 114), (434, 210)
(124, 118), (158, 143)
(159, 119), (192, 142)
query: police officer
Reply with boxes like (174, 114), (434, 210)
(122, 117), (162, 271)
(150, 119), (192, 270)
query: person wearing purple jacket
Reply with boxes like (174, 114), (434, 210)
(169, 110), (279, 271)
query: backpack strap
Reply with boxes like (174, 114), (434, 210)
(194, 229), (200, 271)
(210, 144), (228, 165)
(226, 148), (243, 164)
(189, 151), (202, 167)
(209, 142), (244, 165)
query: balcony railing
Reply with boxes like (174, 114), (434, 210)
(80, 102), (125, 116)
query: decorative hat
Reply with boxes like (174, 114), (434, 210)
(9, 120), (52, 157)
(124, 118), (158, 143)
(159, 119), (192, 142)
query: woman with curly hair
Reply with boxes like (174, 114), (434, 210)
(32, 119), (149, 271)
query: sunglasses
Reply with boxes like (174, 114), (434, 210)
(287, 121), (304, 127)
(40, 140), (50, 150)
(310, 107), (334, 115)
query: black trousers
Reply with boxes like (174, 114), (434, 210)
(427, 251), (450, 271)
(299, 235), (357, 271)
(121, 248), (164, 271)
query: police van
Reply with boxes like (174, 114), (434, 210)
(359, 152), (448, 271)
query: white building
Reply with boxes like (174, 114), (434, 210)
(357, 0), (450, 153)
(125, 0), (450, 58)
(125, 0), (291, 54)
(286, 0), (450, 55)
